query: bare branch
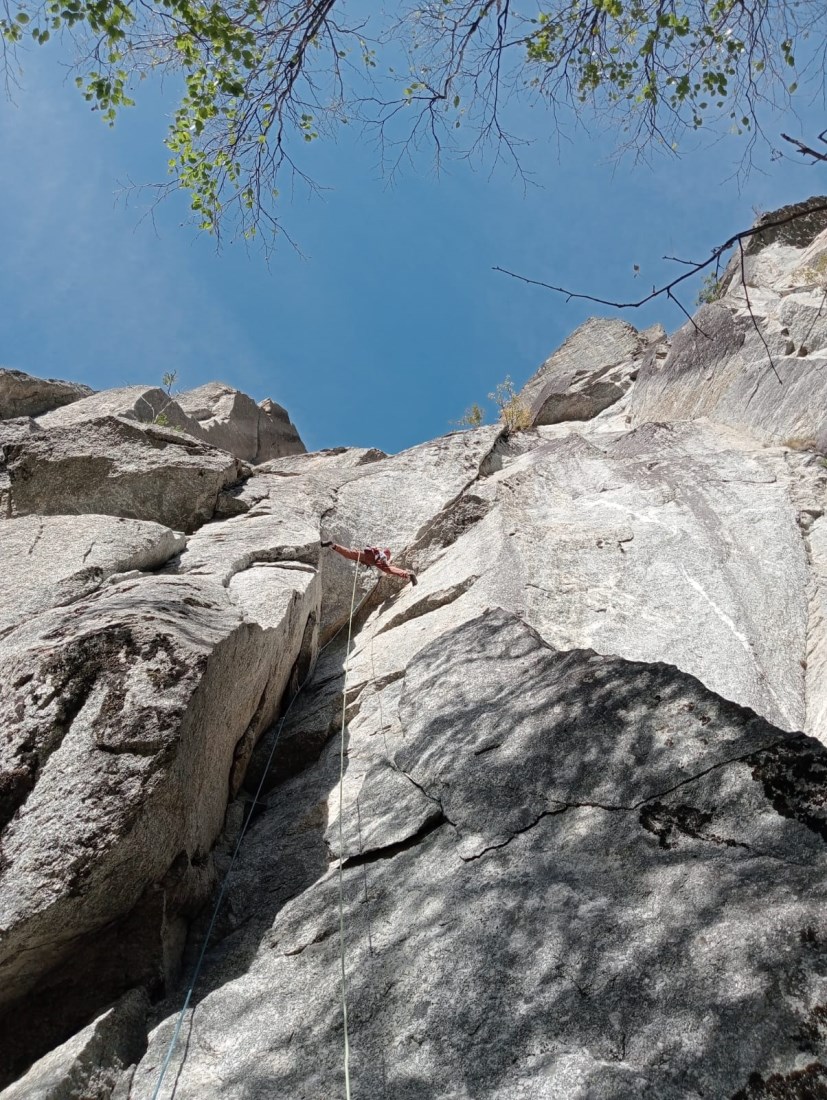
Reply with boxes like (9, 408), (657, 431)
(737, 237), (781, 383)
(494, 200), (827, 312)
(781, 131), (827, 163)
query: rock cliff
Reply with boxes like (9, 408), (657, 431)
(3, 199), (827, 1099)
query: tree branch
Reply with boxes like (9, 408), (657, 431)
(495, 195), (827, 381)
(780, 131), (827, 163)
(494, 200), (827, 313)
(738, 237), (781, 383)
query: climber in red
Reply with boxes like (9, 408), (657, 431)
(321, 541), (417, 586)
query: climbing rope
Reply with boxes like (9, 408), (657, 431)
(337, 560), (361, 1100)
(149, 560), (374, 1100)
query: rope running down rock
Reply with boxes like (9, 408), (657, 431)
(150, 561), (375, 1100)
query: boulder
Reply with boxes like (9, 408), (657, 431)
(0, 560), (318, 1085)
(0, 990), (148, 1100)
(258, 398), (306, 461)
(519, 318), (668, 427)
(0, 369), (92, 421)
(1, 417), (245, 532)
(34, 382), (306, 464)
(0, 515), (186, 633)
(36, 387), (204, 438)
(176, 383), (305, 463)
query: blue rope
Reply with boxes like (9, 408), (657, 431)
(150, 569), (376, 1099)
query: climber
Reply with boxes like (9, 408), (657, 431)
(321, 541), (418, 586)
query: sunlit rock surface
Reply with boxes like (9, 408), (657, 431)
(3, 200), (827, 1100)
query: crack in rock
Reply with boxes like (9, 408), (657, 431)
(375, 576), (479, 637)
(26, 520), (44, 557)
(631, 738), (788, 809)
(282, 926), (336, 958)
(459, 797), (644, 863)
(341, 809), (447, 868)
(391, 766), (454, 821)
(459, 806), (570, 862)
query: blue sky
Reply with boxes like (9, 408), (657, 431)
(1, 39), (825, 453)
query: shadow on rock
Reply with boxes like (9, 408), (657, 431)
(135, 609), (827, 1099)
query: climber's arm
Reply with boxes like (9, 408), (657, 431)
(323, 542), (364, 564)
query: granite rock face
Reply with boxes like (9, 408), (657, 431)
(0, 379), (316, 1087)
(38, 382), (306, 464)
(0, 369), (93, 420)
(0, 563), (318, 1083)
(4, 202), (827, 1100)
(176, 382), (305, 463)
(0, 515), (186, 632)
(520, 318), (668, 427)
(630, 195), (827, 446)
(128, 611), (827, 1100)
(1, 417), (245, 532)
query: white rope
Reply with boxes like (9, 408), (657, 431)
(150, 559), (375, 1100)
(337, 558), (361, 1100)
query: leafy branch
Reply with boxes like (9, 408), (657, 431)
(2, 0), (823, 243)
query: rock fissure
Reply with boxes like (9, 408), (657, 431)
(391, 765), (454, 821)
(376, 576), (479, 636)
(340, 809), (448, 868)
(458, 806), (570, 861)
(25, 521), (44, 558)
(282, 926), (337, 957)
(361, 669), (405, 695)
(10, 209), (827, 1098)
(631, 738), (789, 809)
